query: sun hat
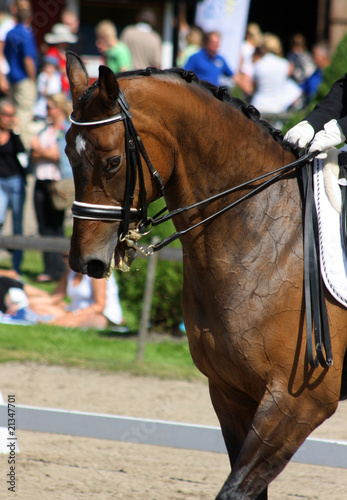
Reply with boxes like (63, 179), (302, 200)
(44, 23), (78, 44)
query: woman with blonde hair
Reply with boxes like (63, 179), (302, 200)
(250, 32), (302, 113)
(239, 22), (263, 78)
(176, 26), (203, 67)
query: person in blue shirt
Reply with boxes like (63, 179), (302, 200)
(301, 43), (331, 105)
(3, 0), (38, 148)
(184, 31), (234, 87)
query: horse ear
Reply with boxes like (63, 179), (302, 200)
(98, 65), (119, 108)
(66, 51), (89, 105)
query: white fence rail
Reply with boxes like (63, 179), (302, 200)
(1, 403), (347, 468)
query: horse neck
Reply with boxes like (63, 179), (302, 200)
(152, 82), (298, 234)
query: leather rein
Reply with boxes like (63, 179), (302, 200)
(70, 88), (316, 251)
(70, 88), (332, 369)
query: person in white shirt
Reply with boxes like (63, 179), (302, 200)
(28, 259), (124, 330)
(0, 8), (15, 94)
(239, 23), (263, 80)
(33, 56), (62, 121)
(250, 33), (302, 114)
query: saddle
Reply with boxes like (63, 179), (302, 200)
(339, 149), (347, 251)
(313, 147), (347, 308)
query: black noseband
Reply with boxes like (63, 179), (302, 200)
(71, 201), (142, 222)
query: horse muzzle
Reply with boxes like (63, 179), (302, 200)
(69, 213), (143, 277)
(68, 216), (119, 278)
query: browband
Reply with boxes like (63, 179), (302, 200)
(69, 112), (126, 126)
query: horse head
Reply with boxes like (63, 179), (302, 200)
(65, 52), (166, 278)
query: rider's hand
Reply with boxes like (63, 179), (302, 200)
(284, 120), (315, 148)
(308, 119), (346, 159)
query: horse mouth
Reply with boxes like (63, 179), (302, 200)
(114, 240), (138, 272)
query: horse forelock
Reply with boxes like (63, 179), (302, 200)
(77, 80), (99, 104)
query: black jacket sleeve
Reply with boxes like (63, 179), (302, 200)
(305, 73), (347, 136)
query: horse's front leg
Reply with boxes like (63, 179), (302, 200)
(212, 382), (338, 500)
(209, 381), (268, 500)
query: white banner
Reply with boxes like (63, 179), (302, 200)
(195, 0), (251, 73)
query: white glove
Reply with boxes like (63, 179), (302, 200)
(308, 119), (346, 159)
(284, 120), (315, 148)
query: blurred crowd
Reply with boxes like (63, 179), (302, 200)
(0, 2), (164, 281)
(0, 1), (334, 322)
(180, 24), (331, 114)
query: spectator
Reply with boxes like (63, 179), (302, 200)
(184, 31), (235, 87)
(33, 55), (62, 121)
(176, 26), (203, 68)
(0, 98), (27, 274)
(44, 23), (78, 96)
(28, 261), (124, 330)
(0, 272), (50, 324)
(61, 8), (84, 55)
(250, 33), (302, 113)
(302, 42), (331, 105)
(0, 275), (28, 319)
(177, 4), (190, 56)
(287, 33), (316, 87)
(237, 23), (263, 100)
(239, 23), (263, 79)
(3, 0), (38, 149)
(0, 5), (15, 96)
(95, 20), (132, 73)
(121, 7), (162, 69)
(30, 93), (72, 282)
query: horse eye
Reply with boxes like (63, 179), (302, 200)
(105, 156), (121, 173)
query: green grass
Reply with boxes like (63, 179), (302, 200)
(0, 323), (203, 379)
(0, 248), (200, 379)
(1, 242), (198, 380)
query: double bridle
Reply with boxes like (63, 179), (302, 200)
(70, 88), (164, 239)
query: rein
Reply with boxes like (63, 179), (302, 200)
(300, 159), (333, 369)
(142, 152), (317, 251)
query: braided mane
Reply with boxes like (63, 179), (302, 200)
(80, 66), (298, 156)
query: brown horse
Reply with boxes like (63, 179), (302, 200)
(65, 52), (347, 500)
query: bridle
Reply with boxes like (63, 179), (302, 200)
(70, 88), (316, 250)
(70, 87), (164, 238)
(69, 84), (320, 257)
(70, 91), (321, 254)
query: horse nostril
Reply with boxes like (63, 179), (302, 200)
(86, 259), (108, 279)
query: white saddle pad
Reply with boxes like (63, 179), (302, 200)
(313, 146), (347, 307)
